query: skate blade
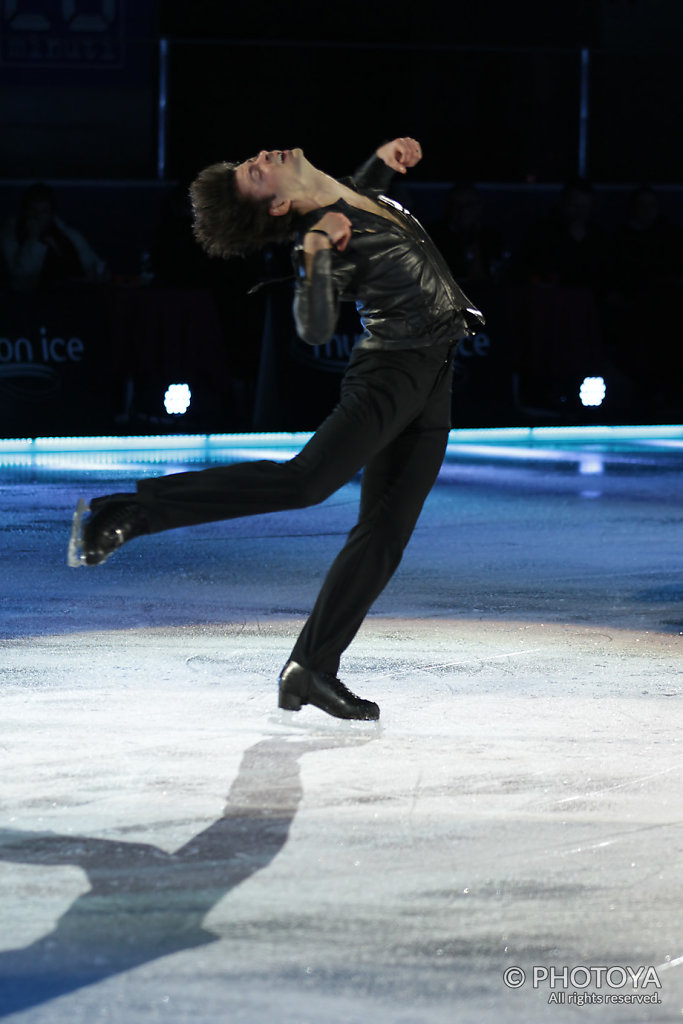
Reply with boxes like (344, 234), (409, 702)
(67, 498), (90, 567)
(268, 709), (382, 736)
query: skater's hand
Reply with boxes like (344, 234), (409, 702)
(304, 211), (353, 253)
(376, 137), (423, 174)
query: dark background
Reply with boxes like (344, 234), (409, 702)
(160, 0), (683, 188)
(1, 0), (682, 435)
(3, 0), (683, 183)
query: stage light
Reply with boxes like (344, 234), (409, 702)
(579, 376), (606, 407)
(164, 383), (191, 415)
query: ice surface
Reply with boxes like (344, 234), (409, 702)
(0, 435), (681, 1022)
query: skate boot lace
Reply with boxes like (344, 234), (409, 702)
(329, 674), (367, 703)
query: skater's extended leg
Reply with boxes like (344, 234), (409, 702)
(67, 349), (432, 567)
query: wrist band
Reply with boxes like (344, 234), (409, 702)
(306, 228), (334, 244)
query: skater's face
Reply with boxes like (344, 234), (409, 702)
(234, 148), (308, 216)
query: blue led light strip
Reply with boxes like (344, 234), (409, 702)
(1, 425), (683, 459)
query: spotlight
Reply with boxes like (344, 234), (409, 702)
(164, 383), (191, 415)
(579, 376), (606, 407)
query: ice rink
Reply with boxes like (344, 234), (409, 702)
(1, 427), (682, 1023)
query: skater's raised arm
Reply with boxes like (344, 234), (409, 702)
(352, 137), (423, 192)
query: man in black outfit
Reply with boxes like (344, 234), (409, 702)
(68, 138), (484, 722)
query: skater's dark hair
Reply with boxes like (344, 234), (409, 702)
(189, 162), (298, 258)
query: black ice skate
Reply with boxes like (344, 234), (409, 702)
(68, 498), (150, 567)
(278, 660), (380, 720)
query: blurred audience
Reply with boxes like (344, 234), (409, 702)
(512, 177), (608, 291)
(506, 178), (611, 415)
(0, 183), (108, 292)
(429, 182), (509, 284)
(606, 185), (683, 294)
(603, 185), (683, 409)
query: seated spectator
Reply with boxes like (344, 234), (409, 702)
(429, 182), (508, 284)
(607, 184), (683, 295)
(513, 177), (608, 291)
(0, 183), (108, 292)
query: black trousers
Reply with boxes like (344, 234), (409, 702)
(133, 340), (455, 675)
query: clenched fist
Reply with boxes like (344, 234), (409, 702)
(376, 137), (423, 174)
